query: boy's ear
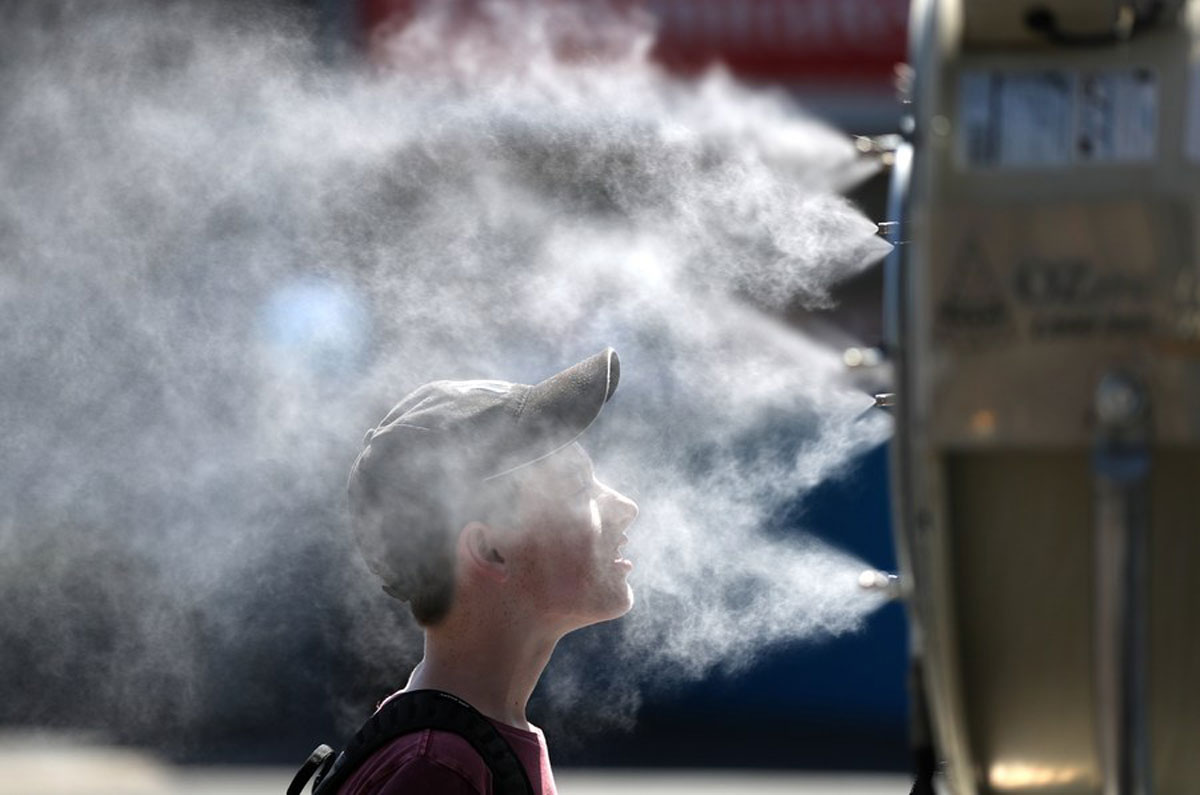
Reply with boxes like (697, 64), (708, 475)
(459, 521), (508, 583)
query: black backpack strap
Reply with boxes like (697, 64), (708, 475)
(287, 744), (335, 795)
(308, 689), (534, 795)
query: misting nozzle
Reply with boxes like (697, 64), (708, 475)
(854, 137), (899, 168)
(873, 392), (896, 409)
(858, 569), (901, 600)
(843, 347), (883, 368)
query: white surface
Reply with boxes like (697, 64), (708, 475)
(557, 770), (911, 794)
(0, 739), (912, 795)
(169, 768), (913, 795)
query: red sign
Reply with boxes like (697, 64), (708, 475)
(360, 0), (908, 86)
(646, 0), (908, 82)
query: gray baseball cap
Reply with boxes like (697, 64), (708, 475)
(347, 348), (620, 595)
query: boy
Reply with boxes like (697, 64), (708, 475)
(341, 348), (639, 794)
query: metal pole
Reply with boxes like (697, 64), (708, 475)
(1092, 372), (1151, 795)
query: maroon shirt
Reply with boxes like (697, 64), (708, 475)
(337, 708), (557, 795)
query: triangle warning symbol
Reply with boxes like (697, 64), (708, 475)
(936, 238), (1014, 340)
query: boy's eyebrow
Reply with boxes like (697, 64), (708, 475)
(562, 457), (592, 481)
(560, 442), (592, 470)
(577, 452), (596, 479)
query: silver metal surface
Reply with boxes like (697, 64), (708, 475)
(889, 1), (1200, 793)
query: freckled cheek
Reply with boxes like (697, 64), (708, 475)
(543, 536), (596, 582)
(514, 533), (598, 604)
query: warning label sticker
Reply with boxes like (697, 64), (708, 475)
(935, 237), (1015, 344)
(932, 204), (1162, 350)
(959, 69), (1157, 168)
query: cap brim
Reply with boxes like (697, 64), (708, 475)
(486, 347), (619, 478)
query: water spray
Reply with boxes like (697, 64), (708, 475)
(0, 0), (894, 746)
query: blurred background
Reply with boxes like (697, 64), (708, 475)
(0, 0), (913, 791)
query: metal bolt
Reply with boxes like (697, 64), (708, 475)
(1095, 374), (1143, 426)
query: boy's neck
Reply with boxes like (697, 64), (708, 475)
(404, 609), (562, 731)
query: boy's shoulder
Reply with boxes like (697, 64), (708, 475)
(329, 690), (553, 795)
(339, 728), (492, 795)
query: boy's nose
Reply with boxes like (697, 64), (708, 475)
(603, 488), (639, 529)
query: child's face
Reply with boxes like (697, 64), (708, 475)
(505, 443), (639, 628)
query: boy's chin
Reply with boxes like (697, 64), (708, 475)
(597, 586), (636, 622)
(567, 588), (635, 629)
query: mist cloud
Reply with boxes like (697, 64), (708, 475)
(0, 0), (891, 745)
